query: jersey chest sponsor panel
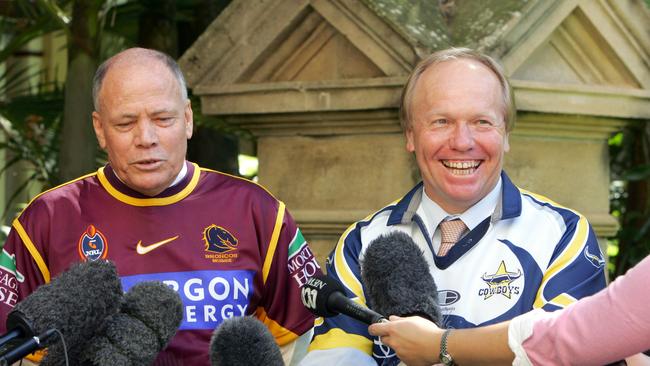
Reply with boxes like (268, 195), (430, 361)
(434, 231), (545, 327)
(122, 270), (255, 330)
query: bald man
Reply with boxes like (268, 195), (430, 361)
(0, 48), (320, 365)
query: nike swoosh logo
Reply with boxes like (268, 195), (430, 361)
(136, 236), (180, 255)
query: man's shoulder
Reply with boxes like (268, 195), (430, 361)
(337, 200), (404, 249)
(30, 172), (100, 205)
(14, 172), (100, 223)
(517, 189), (586, 222)
(197, 167), (280, 202)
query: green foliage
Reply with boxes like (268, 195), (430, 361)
(0, 75), (64, 219)
(608, 124), (650, 279)
(0, 1), (72, 63)
(0, 1), (75, 219)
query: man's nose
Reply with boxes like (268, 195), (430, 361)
(449, 122), (474, 151)
(134, 120), (158, 147)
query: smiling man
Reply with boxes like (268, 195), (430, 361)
(302, 48), (606, 366)
(0, 48), (320, 365)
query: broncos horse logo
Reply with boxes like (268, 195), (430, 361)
(203, 225), (238, 253)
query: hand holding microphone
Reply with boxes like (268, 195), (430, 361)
(362, 232), (443, 365)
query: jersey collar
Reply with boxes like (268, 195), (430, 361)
(388, 171), (522, 226)
(97, 161), (201, 206)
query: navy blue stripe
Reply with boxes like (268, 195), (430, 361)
(434, 216), (491, 269)
(500, 171), (522, 219)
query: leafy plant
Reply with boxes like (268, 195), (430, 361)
(608, 123), (650, 279)
(0, 63), (64, 219)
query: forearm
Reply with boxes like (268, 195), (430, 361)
(447, 322), (514, 365)
(368, 316), (514, 366)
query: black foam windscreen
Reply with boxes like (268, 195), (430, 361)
(361, 231), (442, 325)
(120, 281), (183, 349)
(210, 316), (283, 366)
(76, 281), (183, 366)
(10, 260), (123, 365)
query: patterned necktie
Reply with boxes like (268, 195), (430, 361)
(437, 219), (467, 256)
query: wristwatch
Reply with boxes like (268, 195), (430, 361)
(439, 329), (455, 366)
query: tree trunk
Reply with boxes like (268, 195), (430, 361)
(137, 0), (177, 56)
(58, 0), (103, 183)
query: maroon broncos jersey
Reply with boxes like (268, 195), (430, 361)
(0, 161), (321, 365)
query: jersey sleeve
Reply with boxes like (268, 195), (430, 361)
(534, 212), (607, 310)
(255, 202), (322, 346)
(0, 200), (51, 333)
(303, 223), (377, 365)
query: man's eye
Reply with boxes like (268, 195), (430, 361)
(433, 119), (448, 125)
(116, 122), (134, 128)
(478, 119), (492, 125)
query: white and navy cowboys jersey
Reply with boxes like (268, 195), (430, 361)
(303, 171), (606, 366)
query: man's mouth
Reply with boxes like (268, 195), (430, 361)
(132, 159), (163, 168)
(441, 160), (481, 175)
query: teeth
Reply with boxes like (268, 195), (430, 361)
(449, 168), (473, 175)
(443, 160), (480, 169)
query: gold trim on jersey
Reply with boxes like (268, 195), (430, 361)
(198, 167), (279, 200)
(97, 163), (201, 206)
(11, 171), (99, 287)
(524, 189), (589, 309)
(198, 167), (285, 285)
(334, 223), (367, 303)
(548, 293), (577, 308)
(12, 219), (50, 283)
(21, 172), (98, 214)
(255, 307), (299, 346)
(308, 328), (373, 354)
(263, 201), (285, 285)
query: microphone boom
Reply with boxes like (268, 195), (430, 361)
(301, 275), (386, 324)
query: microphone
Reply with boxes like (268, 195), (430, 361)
(301, 275), (386, 324)
(60, 281), (183, 366)
(0, 260), (122, 363)
(361, 231), (442, 324)
(0, 329), (57, 365)
(210, 316), (283, 366)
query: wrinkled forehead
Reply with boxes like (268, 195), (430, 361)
(415, 60), (507, 116)
(99, 59), (183, 106)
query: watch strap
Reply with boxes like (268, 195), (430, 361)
(439, 329), (455, 366)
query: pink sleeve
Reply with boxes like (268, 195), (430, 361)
(522, 255), (650, 365)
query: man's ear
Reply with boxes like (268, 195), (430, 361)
(405, 127), (415, 153)
(184, 99), (193, 140)
(504, 133), (510, 153)
(92, 111), (107, 149)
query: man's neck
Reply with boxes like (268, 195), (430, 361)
(111, 161), (188, 196)
(421, 178), (502, 231)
